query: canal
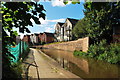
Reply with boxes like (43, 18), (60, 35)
(41, 48), (120, 79)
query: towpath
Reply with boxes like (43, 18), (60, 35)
(22, 48), (82, 80)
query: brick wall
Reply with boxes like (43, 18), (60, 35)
(43, 37), (89, 52)
(46, 36), (54, 43)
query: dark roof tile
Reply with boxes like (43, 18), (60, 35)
(44, 32), (54, 37)
(58, 22), (64, 26)
(67, 18), (79, 25)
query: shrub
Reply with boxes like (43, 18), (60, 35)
(73, 50), (87, 56)
(87, 40), (107, 57)
(73, 40), (120, 64)
(11, 61), (23, 78)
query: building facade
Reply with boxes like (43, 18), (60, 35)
(55, 18), (79, 42)
(22, 35), (31, 44)
(42, 32), (54, 43)
(55, 22), (64, 41)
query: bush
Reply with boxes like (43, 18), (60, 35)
(73, 40), (120, 64)
(88, 40), (107, 57)
(73, 50), (87, 56)
(106, 43), (120, 64)
(11, 61), (23, 78)
(3, 60), (23, 79)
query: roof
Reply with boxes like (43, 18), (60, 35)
(40, 33), (43, 35)
(67, 18), (79, 25)
(26, 34), (30, 36)
(57, 22), (64, 26)
(34, 33), (39, 36)
(44, 32), (54, 37)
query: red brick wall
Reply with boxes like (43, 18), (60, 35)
(46, 36), (54, 43)
(27, 36), (30, 42)
(38, 34), (41, 42)
(22, 36), (28, 42)
(22, 35), (30, 44)
(40, 33), (54, 43)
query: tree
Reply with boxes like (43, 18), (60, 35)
(2, 1), (46, 79)
(72, 18), (90, 39)
(72, 2), (119, 43)
(83, 2), (120, 43)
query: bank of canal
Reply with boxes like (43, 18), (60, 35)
(41, 48), (120, 79)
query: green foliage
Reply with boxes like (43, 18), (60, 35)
(2, 1), (46, 79)
(2, 2), (45, 34)
(63, 0), (80, 5)
(87, 40), (107, 57)
(11, 61), (23, 78)
(72, 18), (90, 39)
(83, 2), (120, 43)
(87, 40), (120, 64)
(3, 60), (23, 79)
(73, 50), (87, 56)
(73, 2), (120, 43)
(74, 40), (120, 64)
(64, 1), (68, 5)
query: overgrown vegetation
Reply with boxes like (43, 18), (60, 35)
(3, 60), (23, 79)
(73, 2), (119, 43)
(72, 2), (120, 64)
(2, 1), (45, 79)
(74, 40), (120, 64)
(72, 18), (90, 39)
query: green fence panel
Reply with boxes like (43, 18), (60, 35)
(7, 41), (29, 63)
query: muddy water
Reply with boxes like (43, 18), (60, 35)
(41, 48), (120, 79)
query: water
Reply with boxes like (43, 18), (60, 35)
(41, 48), (120, 79)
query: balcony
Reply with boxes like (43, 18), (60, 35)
(66, 28), (71, 31)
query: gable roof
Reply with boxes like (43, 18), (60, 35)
(67, 18), (79, 25)
(34, 33), (39, 36)
(26, 35), (30, 37)
(39, 33), (43, 35)
(44, 32), (54, 37)
(58, 22), (64, 26)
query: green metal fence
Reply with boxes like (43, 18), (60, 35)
(7, 41), (29, 63)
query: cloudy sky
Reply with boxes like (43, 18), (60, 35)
(14, 1), (85, 39)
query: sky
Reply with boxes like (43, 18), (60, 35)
(13, 1), (85, 39)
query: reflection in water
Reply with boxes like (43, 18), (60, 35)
(41, 48), (120, 78)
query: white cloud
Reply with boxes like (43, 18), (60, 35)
(39, 18), (48, 25)
(39, 18), (65, 24)
(45, 27), (54, 32)
(39, 18), (65, 32)
(51, 0), (72, 7)
(48, 18), (65, 23)
(52, 0), (66, 7)
(13, 18), (65, 37)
